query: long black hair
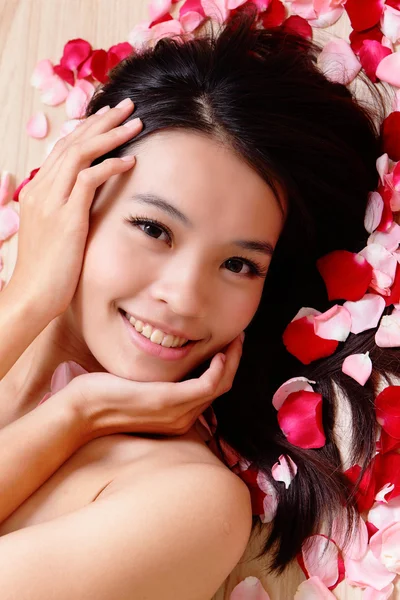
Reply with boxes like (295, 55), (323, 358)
(85, 4), (393, 573)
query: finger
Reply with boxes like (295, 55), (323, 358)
(33, 99), (135, 182)
(49, 118), (142, 204)
(172, 352), (227, 409)
(66, 155), (136, 212)
(216, 334), (244, 394)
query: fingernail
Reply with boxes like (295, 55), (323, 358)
(116, 97), (133, 109)
(240, 332), (245, 342)
(120, 154), (136, 162)
(95, 105), (110, 115)
(123, 117), (141, 130)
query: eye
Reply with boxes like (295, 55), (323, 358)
(125, 215), (269, 279)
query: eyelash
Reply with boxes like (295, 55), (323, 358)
(124, 215), (269, 279)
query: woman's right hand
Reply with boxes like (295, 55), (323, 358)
(9, 98), (142, 322)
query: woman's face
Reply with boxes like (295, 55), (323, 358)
(68, 129), (285, 382)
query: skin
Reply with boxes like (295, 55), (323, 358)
(3, 129), (285, 421)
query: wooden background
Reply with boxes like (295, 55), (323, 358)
(0, 2), (397, 598)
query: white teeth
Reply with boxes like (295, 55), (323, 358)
(124, 312), (188, 348)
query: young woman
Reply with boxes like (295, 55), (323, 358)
(0, 4), (391, 598)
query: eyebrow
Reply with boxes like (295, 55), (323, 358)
(130, 193), (275, 257)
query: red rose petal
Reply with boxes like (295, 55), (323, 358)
(277, 390), (326, 449)
(382, 111), (400, 161)
(90, 49), (109, 83)
(345, 463), (376, 513)
(108, 42), (134, 62)
(317, 250), (373, 302)
(345, 0), (385, 32)
(13, 168), (40, 202)
(375, 385), (400, 439)
(358, 40), (392, 83)
(374, 452), (400, 502)
(60, 38), (92, 71)
(259, 0), (286, 28)
(283, 314), (339, 365)
(349, 25), (383, 54)
(377, 428), (400, 454)
(53, 64), (75, 87)
(282, 15), (312, 39)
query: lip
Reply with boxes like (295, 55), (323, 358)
(120, 309), (197, 342)
(120, 310), (198, 360)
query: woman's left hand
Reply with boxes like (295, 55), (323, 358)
(62, 333), (245, 440)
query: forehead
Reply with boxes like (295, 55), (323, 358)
(123, 129), (285, 241)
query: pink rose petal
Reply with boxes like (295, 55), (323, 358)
(370, 521), (400, 573)
(363, 584), (394, 600)
(302, 535), (339, 588)
(40, 74), (69, 106)
(331, 513), (368, 560)
(256, 471), (278, 523)
(375, 312), (400, 347)
(229, 576), (271, 600)
(180, 10), (205, 31)
(148, 0), (173, 21)
(368, 222), (400, 252)
(359, 243), (397, 283)
(272, 376), (316, 410)
(0, 206), (19, 241)
(317, 38), (361, 85)
(313, 305), (352, 342)
(343, 293), (386, 334)
(30, 58), (54, 90)
(65, 86), (88, 119)
(201, 0), (230, 22)
(365, 191), (384, 233)
(381, 5), (400, 43)
(271, 454), (297, 488)
(60, 38), (92, 71)
(26, 112), (48, 139)
(376, 51), (400, 86)
(344, 547), (395, 590)
(294, 576), (336, 599)
(342, 352), (372, 386)
(376, 154), (389, 185)
(368, 495), (400, 530)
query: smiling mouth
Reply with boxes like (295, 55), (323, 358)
(119, 309), (193, 347)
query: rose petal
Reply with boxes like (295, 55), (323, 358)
(317, 38), (361, 85)
(294, 576), (336, 599)
(349, 25), (383, 54)
(342, 352), (372, 386)
(317, 250), (373, 301)
(40, 74), (69, 106)
(26, 112), (48, 139)
(381, 5), (400, 43)
(375, 385), (400, 437)
(359, 244), (397, 282)
(0, 206), (19, 241)
(381, 111), (400, 161)
(377, 53), (400, 88)
(60, 38), (92, 71)
(179, 0), (206, 17)
(271, 454), (297, 488)
(344, 547), (395, 590)
(283, 313), (339, 364)
(148, 0), (173, 22)
(258, 0), (286, 28)
(370, 521), (400, 573)
(53, 64), (75, 87)
(282, 15), (313, 39)
(365, 191), (384, 233)
(344, 0), (385, 31)
(272, 376), (316, 410)
(331, 512), (368, 560)
(277, 390), (326, 449)
(375, 452), (400, 501)
(358, 40), (392, 82)
(201, 0), (230, 22)
(368, 495), (400, 530)
(368, 222), (400, 252)
(313, 305), (352, 342)
(108, 42), (134, 62)
(229, 576), (271, 600)
(375, 313), (400, 348)
(302, 535), (339, 588)
(65, 86), (89, 119)
(375, 483), (395, 502)
(30, 58), (54, 90)
(13, 168), (40, 202)
(343, 293), (385, 334)
(363, 583), (394, 600)
(345, 463), (377, 513)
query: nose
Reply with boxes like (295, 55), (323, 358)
(150, 255), (208, 319)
